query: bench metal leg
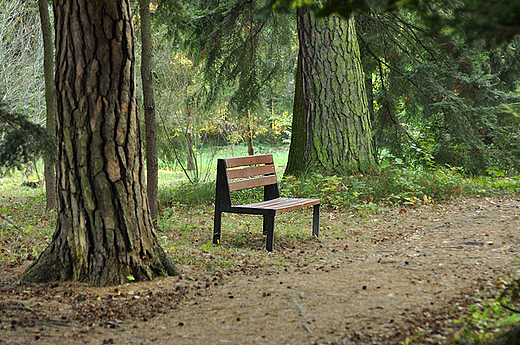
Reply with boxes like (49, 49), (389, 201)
(312, 204), (320, 237)
(264, 214), (275, 252)
(213, 210), (222, 245)
(262, 215), (268, 236)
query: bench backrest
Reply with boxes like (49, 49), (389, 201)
(215, 154), (280, 208)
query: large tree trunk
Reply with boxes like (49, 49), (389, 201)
(139, 0), (159, 223)
(38, 0), (57, 211)
(20, 0), (179, 287)
(290, 9), (376, 175)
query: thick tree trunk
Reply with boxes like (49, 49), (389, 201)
(296, 9), (376, 174)
(38, 0), (57, 211)
(20, 0), (179, 287)
(284, 47), (307, 176)
(140, 0), (159, 222)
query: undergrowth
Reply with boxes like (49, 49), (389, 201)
(446, 275), (520, 345)
(158, 160), (520, 212)
(0, 176), (55, 264)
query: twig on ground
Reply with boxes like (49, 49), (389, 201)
(501, 304), (520, 314)
(0, 212), (23, 232)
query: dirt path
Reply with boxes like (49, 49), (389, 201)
(1, 196), (520, 344)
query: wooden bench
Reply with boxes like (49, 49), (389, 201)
(213, 154), (320, 252)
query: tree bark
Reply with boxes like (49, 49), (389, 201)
(38, 0), (57, 211)
(185, 104), (195, 172)
(139, 0), (159, 222)
(292, 9), (376, 174)
(20, 0), (179, 287)
(284, 46), (307, 176)
(246, 110), (254, 156)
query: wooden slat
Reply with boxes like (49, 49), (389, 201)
(225, 154), (273, 168)
(228, 175), (277, 191)
(227, 164), (275, 180)
(237, 197), (320, 214)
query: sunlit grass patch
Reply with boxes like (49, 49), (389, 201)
(0, 172), (56, 266)
(156, 204), (331, 270)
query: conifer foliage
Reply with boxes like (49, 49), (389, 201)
(356, 10), (520, 174)
(0, 101), (54, 173)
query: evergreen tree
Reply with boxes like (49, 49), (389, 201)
(0, 101), (54, 173)
(356, 9), (520, 174)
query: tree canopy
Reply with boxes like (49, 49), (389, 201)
(266, 0), (520, 43)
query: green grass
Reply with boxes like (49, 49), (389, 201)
(158, 144), (289, 206)
(157, 143), (289, 181)
(3, 148), (520, 272)
(0, 175), (56, 264)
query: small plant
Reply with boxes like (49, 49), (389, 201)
(201, 241), (214, 251)
(449, 276), (520, 344)
(486, 166), (506, 179)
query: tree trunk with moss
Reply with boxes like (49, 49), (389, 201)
(38, 0), (57, 211)
(20, 0), (179, 287)
(289, 9), (376, 175)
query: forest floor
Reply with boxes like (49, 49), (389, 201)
(1, 196), (520, 344)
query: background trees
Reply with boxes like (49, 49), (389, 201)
(139, 0), (160, 222)
(175, 0), (296, 157)
(38, 0), (57, 210)
(0, 1), (51, 176)
(2, 0), (520, 181)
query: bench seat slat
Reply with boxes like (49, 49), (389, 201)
(225, 154), (273, 168)
(229, 175), (278, 191)
(237, 197), (320, 214)
(227, 164), (275, 180)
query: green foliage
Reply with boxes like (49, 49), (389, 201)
(280, 157), (520, 211)
(356, 6), (520, 175)
(159, 180), (216, 206)
(0, 101), (55, 175)
(158, 145), (520, 210)
(268, 0), (520, 44)
(449, 276), (520, 344)
(280, 166), (452, 210)
(156, 0), (296, 154)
